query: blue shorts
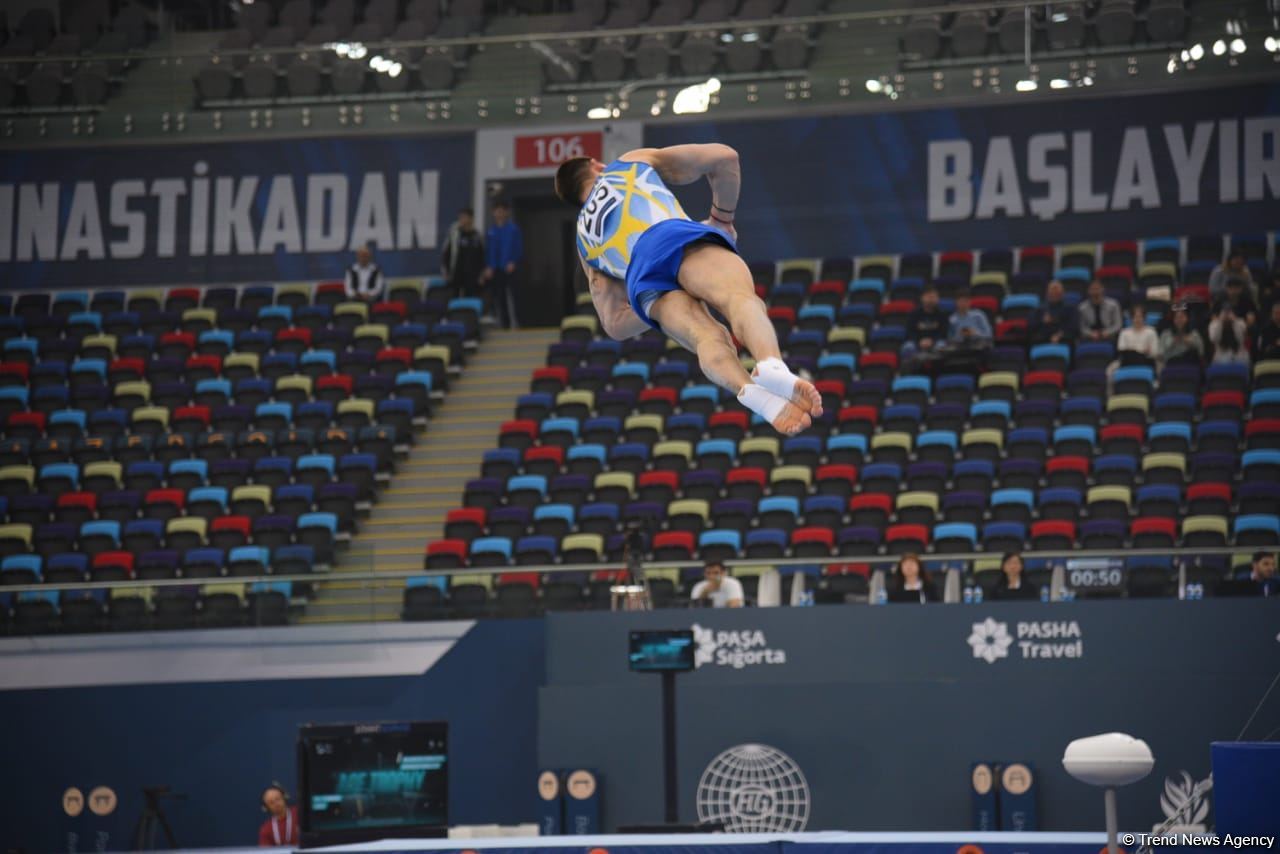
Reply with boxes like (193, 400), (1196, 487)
(626, 219), (737, 330)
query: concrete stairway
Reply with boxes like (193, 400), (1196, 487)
(298, 327), (558, 624)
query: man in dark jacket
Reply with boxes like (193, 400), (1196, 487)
(1030, 279), (1078, 344)
(441, 208), (485, 299)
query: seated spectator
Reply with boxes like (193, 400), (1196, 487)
(1116, 303), (1159, 367)
(1256, 301), (1280, 361)
(1159, 308), (1205, 365)
(886, 553), (936, 603)
(1029, 280), (1077, 344)
(1078, 279), (1123, 343)
(1209, 249), (1256, 303)
(947, 289), (992, 348)
(1208, 303), (1250, 368)
(1218, 276), (1259, 331)
(901, 285), (949, 363)
(992, 552), (1039, 601)
(1218, 552), (1278, 598)
(690, 560), (744, 608)
(343, 244), (385, 302)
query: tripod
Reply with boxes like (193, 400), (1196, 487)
(134, 786), (183, 850)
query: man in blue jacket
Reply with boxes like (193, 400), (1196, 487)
(483, 200), (523, 328)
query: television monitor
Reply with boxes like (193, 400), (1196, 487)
(297, 721), (448, 846)
(629, 629), (696, 672)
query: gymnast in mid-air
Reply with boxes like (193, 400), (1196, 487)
(555, 144), (822, 436)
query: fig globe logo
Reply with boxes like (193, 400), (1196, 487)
(695, 744), (810, 832)
(968, 617), (1014, 664)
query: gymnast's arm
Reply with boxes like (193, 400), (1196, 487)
(584, 259), (649, 341)
(621, 144), (740, 216)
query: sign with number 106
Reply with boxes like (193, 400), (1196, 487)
(514, 132), (603, 169)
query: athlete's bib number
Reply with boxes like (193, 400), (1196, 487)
(581, 181), (624, 242)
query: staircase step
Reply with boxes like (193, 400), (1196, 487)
(310, 328), (551, 616)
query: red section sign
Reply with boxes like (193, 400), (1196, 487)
(514, 132), (603, 169)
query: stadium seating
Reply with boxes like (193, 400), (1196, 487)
(418, 232), (1276, 617)
(1, 276), (471, 633)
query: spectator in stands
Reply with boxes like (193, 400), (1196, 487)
(901, 284), (949, 365)
(483, 200), (524, 329)
(1078, 279), (1122, 343)
(887, 553), (935, 603)
(1116, 303), (1159, 367)
(1218, 276), (1259, 332)
(1159, 307), (1205, 365)
(441, 207), (485, 298)
(257, 784), (300, 846)
(992, 552), (1038, 601)
(690, 560), (744, 608)
(1256, 301), (1280, 361)
(1209, 249), (1256, 303)
(1029, 279), (1077, 344)
(946, 288), (992, 348)
(343, 244), (385, 302)
(1219, 552), (1278, 598)
(1208, 302), (1250, 368)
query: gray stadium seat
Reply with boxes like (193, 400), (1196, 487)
(89, 30), (131, 75)
(238, 2), (274, 43)
(1145, 0), (1186, 41)
(113, 4), (151, 50)
(242, 59), (279, 98)
(574, 0), (609, 26)
(404, 0), (442, 34)
(349, 20), (386, 42)
(949, 10), (990, 57)
(18, 7), (57, 52)
(66, 1), (110, 50)
(997, 5), (1037, 54)
(319, 0), (356, 38)
(24, 64), (64, 108)
(1046, 3), (1085, 50)
(679, 32), (719, 75)
(330, 57), (368, 94)
(304, 23), (340, 48)
(634, 34), (673, 78)
(418, 53), (455, 90)
(286, 54), (325, 97)
(691, 0), (732, 23)
(771, 24), (810, 69)
(588, 39), (628, 81)
(217, 28), (254, 71)
(279, 0), (315, 38)
(0, 70), (17, 109)
(1094, 0), (1135, 46)
(724, 36), (764, 73)
(362, 0), (399, 37)
(901, 14), (942, 60)
(196, 60), (236, 100)
(391, 19), (429, 63)
(70, 62), (110, 105)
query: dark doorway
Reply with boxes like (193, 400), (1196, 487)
(485, 178), (586, 328)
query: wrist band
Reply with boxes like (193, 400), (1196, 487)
(712, 203), (735, 214)
(710, 212), (734, 225)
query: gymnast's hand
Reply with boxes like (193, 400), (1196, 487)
(702, 216), (736, 243)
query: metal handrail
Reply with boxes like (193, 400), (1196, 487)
(1, 545), (1256, 595)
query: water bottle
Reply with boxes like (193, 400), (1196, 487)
(973, 585), (983, 604)
(963, 586), (974, 604)
(1189, 583), (1203, 601)
(1040, 585), (1050, 603)
(875, 588), (888, 605)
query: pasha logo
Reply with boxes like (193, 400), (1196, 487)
(967, 618), (1014, 664)
(968, 618), (1084, 663)
(691, 624), (786, 670)
(1159, 771), (1210, 827)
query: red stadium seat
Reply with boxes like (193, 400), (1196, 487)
(653, 530), (695, 560)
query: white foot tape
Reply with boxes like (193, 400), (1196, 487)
(737, 382), (789, 424)
(752, 357), (800, 402)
